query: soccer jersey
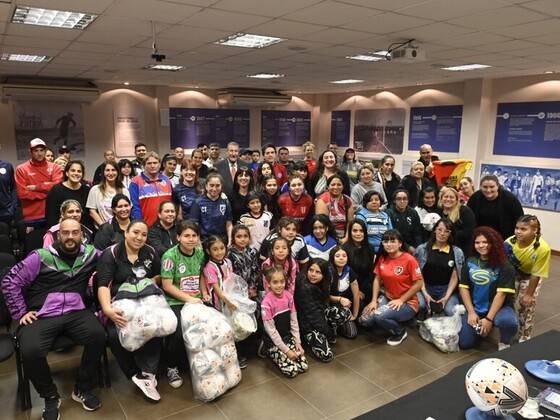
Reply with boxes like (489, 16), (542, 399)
(355, 208), (392, 252)
(504, 236), (551, 278)
(238, 211), (273, 252)
(203, 258), (234, 310)
(277, 192), (313, 233)
(259, 232), (309, 266)
(459, 257), (516, 315)
(304, 235), (338, 261)
(161, 245), (204, 305)
(374, 252), (423, 311)
(190, 195), (233, 240)
(317, 191), (352, 239)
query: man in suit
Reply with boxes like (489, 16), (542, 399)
(214, 142), (240, 197)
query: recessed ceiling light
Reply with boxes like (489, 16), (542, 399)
(0, 53), (52, 63)
(123, 82), (130, 86)
(544, 71), (556, 74)
(330, 79), (364, 84)
(145, 64), (185, 71)
(246, 73), (285, 79)
(11, 6), (97, 29)
(442, 64), (491, 71)
(215, 33), (285, 49)
(346, 51), (388, 62)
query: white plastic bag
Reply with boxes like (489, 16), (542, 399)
(112, 294), (177, 351)
(222, 274), (257, 341)
(181, 303), (241, 402)
(419, 304), (465, 353)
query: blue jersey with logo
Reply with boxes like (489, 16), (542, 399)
(189, 194), (232, 240)
(459, 257), (516, 315)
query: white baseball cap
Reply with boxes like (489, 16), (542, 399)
(29, 138), (47, 149)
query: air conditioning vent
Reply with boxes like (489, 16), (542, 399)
(1, 83), (100, 102)
(217, 89), (292, 107)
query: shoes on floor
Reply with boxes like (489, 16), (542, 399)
(133, 373), (161, 401)
(166, 367), (183, 389)
(42, 395), (61, 420)
(72, 389), (101, 411)
(387, 329), (408, 346)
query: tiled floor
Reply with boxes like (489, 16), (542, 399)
(2, 256), (559, 420)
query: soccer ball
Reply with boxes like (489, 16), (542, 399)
(465, 358), (528, 416)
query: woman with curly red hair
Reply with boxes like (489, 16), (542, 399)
(458, 226), (518, 350)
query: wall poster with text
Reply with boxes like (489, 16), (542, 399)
(353, 108), (405, 154)
(13, 101), (85, 160)
(494, 101), (560, 159)
(170, 108), (250, 149)
(330, 110), (351, 147)
(261, 110), (311, 147)
(409, 105), (463, 152)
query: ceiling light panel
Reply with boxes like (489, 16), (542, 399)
(215, 33), (286, 48)
(145, 64), (185, 71)
(0, 53), (52, 63)
(441, 64), (491, 71)
(346, 51), (388, 61)
(12, 6), (97, 29)
(329, 79), (364, 84)
(246, 73), (285, 79)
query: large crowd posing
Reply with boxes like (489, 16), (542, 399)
(0, 138), (552, 420)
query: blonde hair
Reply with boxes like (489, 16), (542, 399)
(438, 186), (461, 222)
(410, 161), (424, 173)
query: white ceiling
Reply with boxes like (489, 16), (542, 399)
(1, 0), (560, 93)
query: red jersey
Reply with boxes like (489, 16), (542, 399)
(374, 252), (422, 311)
(277, 192), (313, 233)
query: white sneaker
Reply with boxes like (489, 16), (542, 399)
(166, 367), (183, 389)
(498, 342), (511, 351)
(132, 373), (161, 401)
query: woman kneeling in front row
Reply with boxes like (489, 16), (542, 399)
(359, 229), (423, 346)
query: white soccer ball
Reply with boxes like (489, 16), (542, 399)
(465, 358), (528, 416)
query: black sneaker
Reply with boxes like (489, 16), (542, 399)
(387, 329), (407, 346)
(238, 354), (248, 369)
(72, 389), (101, 411)
(42, 396), (61, 420)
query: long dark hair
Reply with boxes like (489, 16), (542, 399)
(313, 149), (340, 178)
(297, 258), (331, 302)
(99, 160), (124, 195)
(329, 246), (348, 295)
(233, 166), (254, 192)
(310, 214), (337, 241)
(417, 187), (438, 211)
(344, 218), (375, 275)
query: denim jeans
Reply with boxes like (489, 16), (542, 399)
(417, 285), (460, 317)
(458, 306), (518, 349)
(359, 295), (417, 335)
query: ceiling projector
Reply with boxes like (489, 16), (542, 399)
(390, 47), (426, 63)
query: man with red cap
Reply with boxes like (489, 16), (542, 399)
(15, 138), (63, 229)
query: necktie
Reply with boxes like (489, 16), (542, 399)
(230, 163), (236, 180)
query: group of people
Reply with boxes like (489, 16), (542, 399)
(0, 138), (552, 420)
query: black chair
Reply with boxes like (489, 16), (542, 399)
(14, 325), (112, 410)
(0, 222), (10, 236)
(0, 277), (15, 364)
(21, 228), (46, 258)
(0, 253), (17, 271)
(0, 235), (13, 255)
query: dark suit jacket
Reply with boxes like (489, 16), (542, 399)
(214, 158), (240, 198)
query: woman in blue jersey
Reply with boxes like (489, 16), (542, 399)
(355, 190), (392, 253)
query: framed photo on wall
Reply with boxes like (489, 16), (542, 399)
(480, 163), (560, 213)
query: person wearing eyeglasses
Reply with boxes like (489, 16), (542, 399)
(414, 218), (464, 319)
(387, 189), (423, 254)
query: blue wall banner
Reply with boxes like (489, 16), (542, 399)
(330, 110), (351, 146)
(494, 101), (560, 158)
(169, 108), (250, 149)
(408, 105), (463, 152)
(261, 110), (311, 147)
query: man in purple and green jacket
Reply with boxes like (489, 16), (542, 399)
(2, 218), (105, 420)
